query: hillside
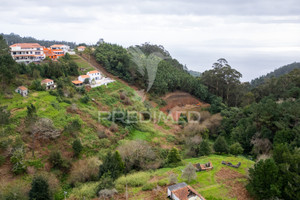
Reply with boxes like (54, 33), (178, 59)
(1, 34), (300, 200)
(250, 62), (300, 87)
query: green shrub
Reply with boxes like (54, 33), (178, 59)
(0, 155), (5, 166)
(157, 178), (168, 186)
(115, 172), (151, 187)
(80, 95), (90, 104)
(142, 182), (156, 191)
(197, 140), (211, 156)
(72, 139), (83, 157)
(69, 182), (98, 199)
(213, 135), (229, 154)
(229, 142), (244, 156)
(29, 176), (51, 200)
(10, 148), (27, 174)
(26, 159), (44, 169)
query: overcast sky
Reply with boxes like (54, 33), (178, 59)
(1, 0), (300, 81)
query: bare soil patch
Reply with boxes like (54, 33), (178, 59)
(216, 167), (253, 200)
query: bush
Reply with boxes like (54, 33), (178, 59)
(98, 188), (118, 199)
(197, 140), (211, 156)
(158, 178), (168, 186)
(0, 180), (30, 200)
(213, 135), (229, 154)
(97, 173), (115, 193)
(72, 139), (83, 157)
(80, 94), (90, 104)
(99, 151), (125, 180)
(10, 148), (27, 174)
(167, 147), (182, 165)
(49, 151), (63, 169)
(69, 182), (98, 200)
(229, 142), (244, 156)
(181, 163), (197, 183)
(169, 173), (178, 184)
(29, 176), (51, 200)
(142, 182), (156, 191)
(0, 155), (5, 166)
(68, 157), (100, 185)
(115, 172), (151, 187)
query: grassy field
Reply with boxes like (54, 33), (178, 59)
(114, 154), (254, 200)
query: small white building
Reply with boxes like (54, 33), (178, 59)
(87, 70), (102, 81)
(10, 43), (45, 64)
(167, 182), (206, 200)
(15, 86), (28, 97)
(78, 75), (90, 83)
(50, 44), (70, 53)
(77, 46), (86, 52)
(41, 79), (56, 90)
(75, 70), (114, 88)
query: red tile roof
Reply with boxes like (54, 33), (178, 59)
(72, 80), (83, 84)
(18, 86), (28, 91)
(77, 46), (86, 49)
(10, 43), (42, 49)
(172, 185), (205, 200)
(50, 44), (65, 48)
(88, 70), (100, 74)
(41, 79), (53, 84)
(80, 75), (90, 79)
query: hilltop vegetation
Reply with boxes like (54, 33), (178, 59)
(2, 33), (76, 49)
(251, 62), (300, 87)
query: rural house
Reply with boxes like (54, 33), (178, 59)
(78, 74), (90, 83)
(41, 79), (56, 90)
(10, 43), (45, 64)
(15, 86), (28, 97)
(72, 80), (83, 87)
(75, 70), (114, 88)
(77, 46), (86, 52)
(50, 44), (70, 53)
(167, 182), (206, 200)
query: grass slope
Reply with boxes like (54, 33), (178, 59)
(116, 154), (254, 200)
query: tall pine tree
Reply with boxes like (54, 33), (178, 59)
(29, 176), (51, 200)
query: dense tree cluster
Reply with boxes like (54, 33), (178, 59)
(2, 33), (76, 48)
(94, 43), (132, 82)
(251, 62), (300, 87)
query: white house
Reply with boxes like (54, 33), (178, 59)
(15, 86), (28, 97)
(167, 182), (205, 200)
(50, 44), (70, 53)
(78, 75), (90, 83)
(75, 70), (114, 88)
(10, 43), (45, 64)
(87, 70), (102, 81)
(77, 46), (86, 52)
(41, 79), (56, 90)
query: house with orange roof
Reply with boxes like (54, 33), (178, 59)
(78, 74), (90, 83)
(10, 43), (45, 64)
(87, 70), (101, 81)
(77, 46), (86, 52)
(15, 86), (28, 97)
(72, 80), (83, 87)
(41, 79), (56, 90)
(43, 48), (57, 60)
(74, 70), (114, 88)
(167, 182), (206, 200)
